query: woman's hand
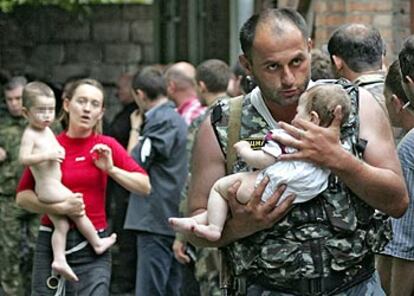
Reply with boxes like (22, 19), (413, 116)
(58, 192), (85, 217)
(90, 144), (114, 173)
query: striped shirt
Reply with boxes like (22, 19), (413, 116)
(383, 129), (414, 260)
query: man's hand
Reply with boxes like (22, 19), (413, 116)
(130, 110), (144, 131)
(58, 192), (85, 217)
(225, 177), (295, 239)
(172, 238), (191, 264)
(274, 105), (344, 169)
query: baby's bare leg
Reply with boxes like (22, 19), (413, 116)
(192, 172), (258, 241)
(70, 215), (116, 255)
(169, 211), (208, 234)
(48, 214), (78, 281)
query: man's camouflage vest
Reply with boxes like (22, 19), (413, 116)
(211, 79), (391, 287)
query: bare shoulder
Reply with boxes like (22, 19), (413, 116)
(358, 87), (397, 168)
(188, 114), (226, 213)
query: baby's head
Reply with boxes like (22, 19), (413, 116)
(22, 81), (56, 129)
(295, 84), (351, 127)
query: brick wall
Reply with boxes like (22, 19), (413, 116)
(0, 4), (155, 121)
(313, 0), (411, 65)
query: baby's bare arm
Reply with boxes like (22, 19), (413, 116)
(234, 141), (276, 169)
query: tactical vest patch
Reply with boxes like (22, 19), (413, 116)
(243, 137), (265, 150)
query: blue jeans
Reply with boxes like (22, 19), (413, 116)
(31, 228), (111, 296)
(135, 232), (182, 296)
(247, 271), (385, 296)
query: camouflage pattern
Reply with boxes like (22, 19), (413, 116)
(0, 109), (39, 296)
(212, 79), (391, 291)
(179, 98), (229, 296)
(353, 72), (386, 114)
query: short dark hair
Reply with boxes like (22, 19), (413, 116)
(311, 48), (335, 80)
(133, 66), (166, 100)
(196, 59), (231, 93)
(399, 35), (414, 82)
(327, 24), (384, 73)
(385, 59), (409, 104)
(240, 8), (309, 60)
(4, 76), (27, 91)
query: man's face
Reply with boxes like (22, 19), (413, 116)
(243, 24), (311, 107)
(116, 75), (133, 105)
(4, 86), (24, 117)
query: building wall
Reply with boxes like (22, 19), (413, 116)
(0, 1), (412, 119)
(0, 4), (156, 121)
(313, 0), (411, 64)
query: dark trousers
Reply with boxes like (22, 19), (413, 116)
(31, 228), (111, 296)
(135, 232), (182, 296)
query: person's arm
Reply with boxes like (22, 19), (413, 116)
(275, 88), (408, 218)
(127, 110), (143, 154)
(91, 143), (151, 195)
(19, 130), (64, 166)
(234, 140), (277, 169)
(16, 190), (85, 217)
(187, 116), (294, 248)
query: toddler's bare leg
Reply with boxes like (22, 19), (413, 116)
(49, 214), (78, 281)
(71, 215), (117, 255)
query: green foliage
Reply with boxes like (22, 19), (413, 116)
(0, 0), (153, 13)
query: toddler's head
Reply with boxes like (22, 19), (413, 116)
(22, 81), (56, 129)
(295, 84), (351, 127)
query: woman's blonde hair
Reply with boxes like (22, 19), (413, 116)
(60, 78), (105, 134)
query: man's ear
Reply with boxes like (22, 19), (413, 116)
(331, 55), (343, 72)
(239, 54), (252, 75)
(197, 81), (207, 93)
(310, 111), (321, 125)
(21, 107), (29, 119)
(307, 38), (313, 52)
(403, 75), (414, 100)
(391, 94), (403, 111)
(167, 80), (176, 95)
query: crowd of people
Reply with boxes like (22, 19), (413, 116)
(1, 6), (414, 296)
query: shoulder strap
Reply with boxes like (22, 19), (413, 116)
(226, 95), (244, 174)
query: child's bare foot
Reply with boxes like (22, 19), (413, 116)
(93, 233), (117, 255)
(52, 260), (79, 282)
(192, 224), (222, 241)
(169, 217), (197, 234)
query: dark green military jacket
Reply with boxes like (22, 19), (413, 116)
(212, 80), (390, 288)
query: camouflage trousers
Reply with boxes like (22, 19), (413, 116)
(195, 247), (221, 296)
(246, 272), (385, 296)
(0, 197), (39, 296)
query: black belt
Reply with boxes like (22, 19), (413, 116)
(251, 255), (375, 296)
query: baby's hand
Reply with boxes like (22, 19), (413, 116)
(48, 146), (65, 163)
(234, 140), (251, 156)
